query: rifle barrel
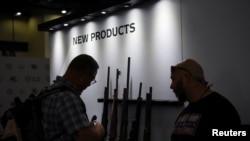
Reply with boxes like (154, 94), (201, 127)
(126, 57), (131, 90)
(102, 67), (110, 139)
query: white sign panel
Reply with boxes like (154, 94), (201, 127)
(50, 0), (181, 121)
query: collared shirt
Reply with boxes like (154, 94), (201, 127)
(41, 76), (91, 141)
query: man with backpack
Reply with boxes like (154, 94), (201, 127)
(41, 54), (105, 141)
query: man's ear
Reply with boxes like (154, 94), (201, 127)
(183, 71), (192, 83)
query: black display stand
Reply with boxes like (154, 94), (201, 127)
(97, 98), (183, 106)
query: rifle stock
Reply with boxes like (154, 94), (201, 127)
(143, 87), (152, 141)
(119, 88), (128, 141)
(127, 82), (143, 141)
(109, 69), (120, 141)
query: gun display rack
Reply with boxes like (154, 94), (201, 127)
(100, 57), (184, 141)
(97, 98), (183, 106)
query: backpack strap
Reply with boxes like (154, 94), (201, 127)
(36, 87), (63, 100)
(35, 85), (74, 101)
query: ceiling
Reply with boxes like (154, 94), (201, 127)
(0, 0), (123, 15)
(0, 0), (149, 31)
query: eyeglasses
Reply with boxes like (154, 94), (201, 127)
(86, 71), (97, 85)
(90, 80), (97, 85)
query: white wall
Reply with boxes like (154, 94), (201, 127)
(50, 0), (182, 140)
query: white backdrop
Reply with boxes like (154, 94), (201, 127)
(50, 0), (182, 120)
(49, 1), (182, 140)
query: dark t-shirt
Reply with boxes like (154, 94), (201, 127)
(171, 92), (241, 141)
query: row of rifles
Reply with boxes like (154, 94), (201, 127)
(101, 57), (152, 141)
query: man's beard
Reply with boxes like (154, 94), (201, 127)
(174, 79), (187, 102)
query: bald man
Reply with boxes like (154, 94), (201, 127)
(170, 59), (241, 141)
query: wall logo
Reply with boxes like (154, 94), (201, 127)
(72, 22), (135, 45)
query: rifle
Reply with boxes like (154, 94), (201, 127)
(102, 66), (110, 138)
(119, 57), (131, 141)
(109, 69), (120, 141)
(119, 88), (128, 141)
(143, 87), (152, 141)
(127, 82), (143, 141)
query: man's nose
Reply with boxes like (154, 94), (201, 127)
(170, 83), (174, 89)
